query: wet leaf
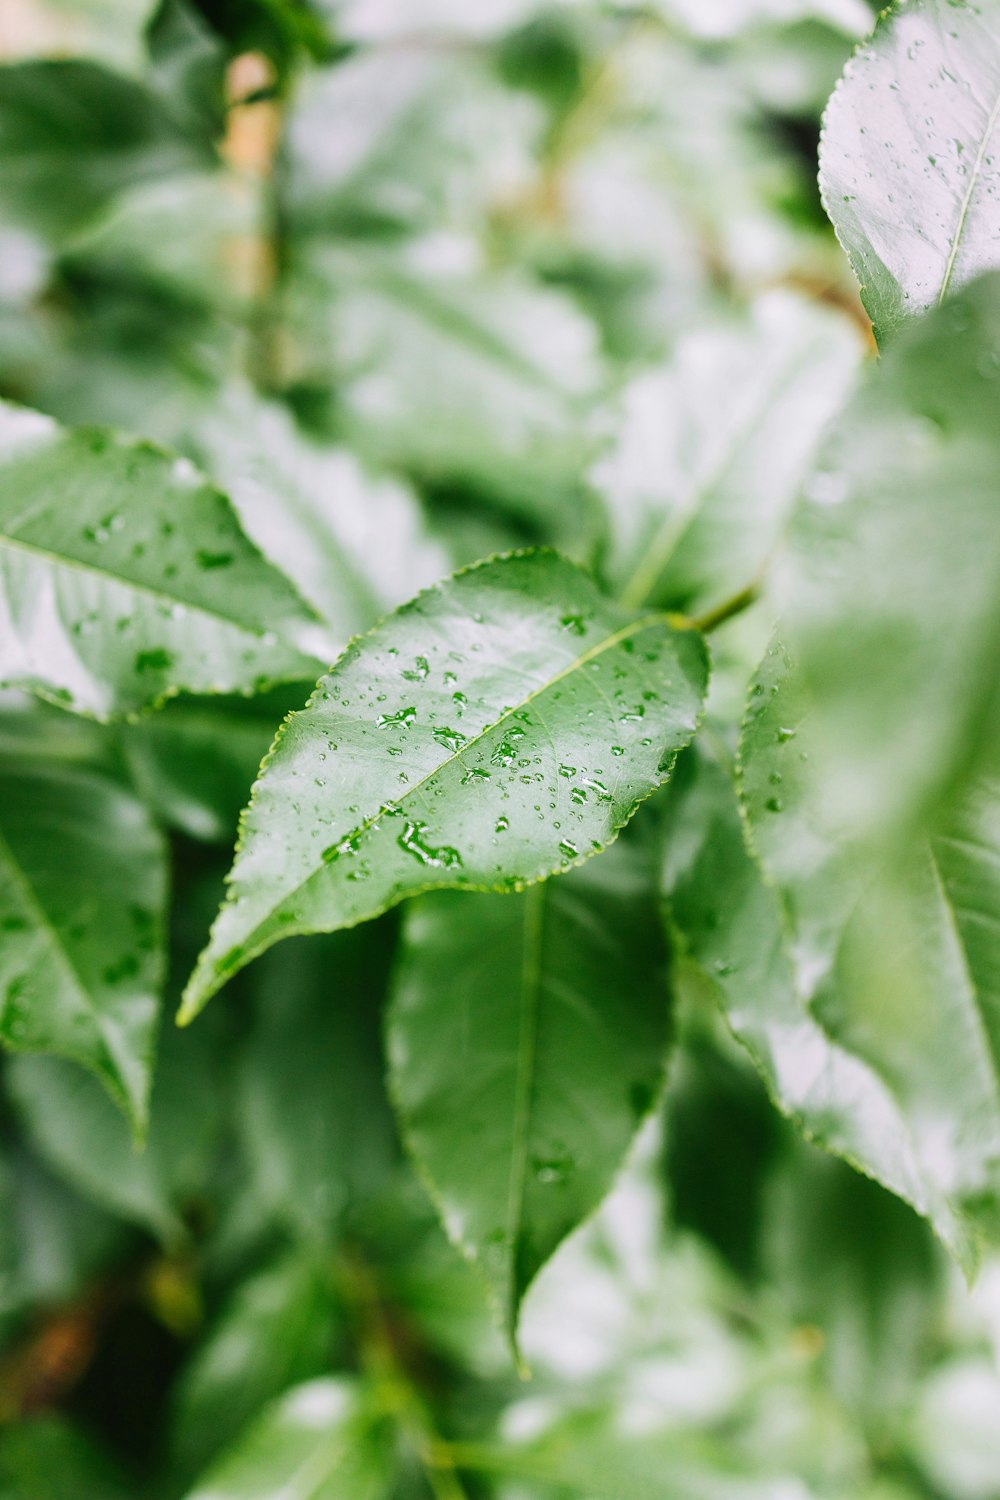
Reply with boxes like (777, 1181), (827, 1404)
(181, 550), (707, 1019)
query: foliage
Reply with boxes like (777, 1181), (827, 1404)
(1, 0), (1000, 1495)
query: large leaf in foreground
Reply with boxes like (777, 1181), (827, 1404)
(181, 552), (708, 1018)
(0, 402), (322, 718)
(0, 759), (165, 1127)
(388, 837), (670, 1350)
(779, 273), (1000, 852)
(821, 0), (1000, 343)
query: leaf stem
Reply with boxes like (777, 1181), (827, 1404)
(335, 1249), (472, 1500)
(689, 580), (761, 635)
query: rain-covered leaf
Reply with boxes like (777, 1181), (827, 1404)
(0, 401), (323, 718)
(182, 1378), (391, 1500)
(181, 551), (708, 1018)
(0, 757), (165, 1126)
(779, 272), (1000, 853)
(388, 836), (669, 1348)
(821, 0), (1000, 343)
(596, 292), (861, 613)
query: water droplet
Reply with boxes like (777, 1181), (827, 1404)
(766, 797), (783, 813)
(196, 550), (234, 570)
(776, 726), (796, 743)
(560, 614), (587, 636)
(378, 706), (417, 729)
(491, 726), (526, 767)
(402, 655), (430, 682)
(495, 816), (509, 833)
(134, 648), (174, 672)
(433, 726), (467, 753)
(461, 768), (491, 785)
(611, 745), (624, 757)
(558, 838), (578, 860)
(397, 821), (462, 869)
(558, 764), (576, 779)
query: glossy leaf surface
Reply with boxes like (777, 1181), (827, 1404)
(0, 758), (165, 1126)
(388, 837), (670, 1346)
(0, 402), (322, 718)
(181, 551), (708, 1018)
(821, 0), (1000, 342)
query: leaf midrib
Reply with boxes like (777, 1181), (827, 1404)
(937, 81), (1000, 305)
(0, 531), (299, 642)
(502, 882), (545, 1338)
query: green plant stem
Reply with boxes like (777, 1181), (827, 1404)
(689, 579), (762, 635)
(335, 1249), (471, 1500)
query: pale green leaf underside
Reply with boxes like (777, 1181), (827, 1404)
(0, 401), (322, 719)
(821, 0), (1000, 342)
(181, 551), (708, 1019)
(388, 838), (670, 1348)
(0, 759), (166, 1128)
(780, 273), (1000, 854)
(182, 1379), (388, 1500)
(600, 292), (861, 613)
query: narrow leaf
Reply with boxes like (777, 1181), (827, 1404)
(821, 0), (1000, 342)
(0, 402), (323, 719)
(0, 758), (166, 1126)
(388, 836), (670, 1350)
(181, 551), (708, 1019)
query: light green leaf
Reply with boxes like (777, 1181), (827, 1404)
(779, 272), (1000, 853)
(598, 292), (862, 613)
(388, 835), (670, 1349)
(821, 0), (1000, 343)
(286, 245), (606, 535)
(192, 390), (449, 650)
(181, 551), (708, 1019)
(182, 1378), (390, 1500)
(0, 401), (323, 719)
(0, 757), (165, 1125)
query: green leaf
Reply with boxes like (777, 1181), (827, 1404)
(286, 245), (606, 535)
(7, 1016), (220, 1238)
(0, 401), (323, 719)
(182, 1378), (391, 1500)
(599, 292), (862, 613)
(170, 1253), (341, 1478)
(820, 0), (1000, 343)
(181, 551), (708, 1018)
(387, 835), (670, 1349)
(0, 757), (166, 1126)
(0, 1417), (130, 1500)
(779, 272), (1000, 853)
(192, 390), (449, 649)
(235, 930), (397, 1245)
(0, 60), (209, 242)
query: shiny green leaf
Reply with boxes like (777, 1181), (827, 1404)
(388, 835), (670, 1348)
(181, 551), (707, 1019)
(0, 401), (322, 718)
(821, 0), (1000, 342)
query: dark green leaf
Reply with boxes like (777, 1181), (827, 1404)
(0, 758), (166, 1126)
(181, 551), (708, 1019)
(388, 835), (670, 1348)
